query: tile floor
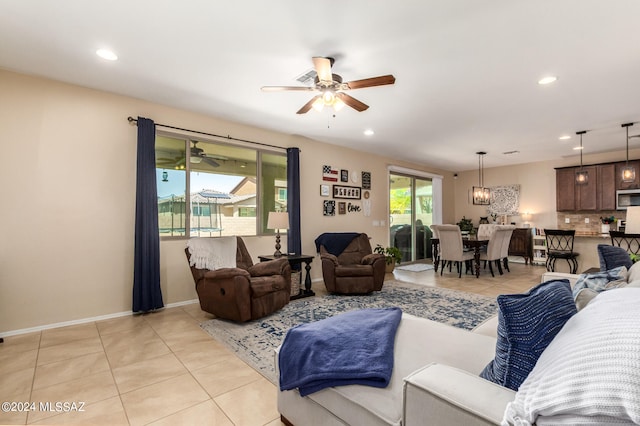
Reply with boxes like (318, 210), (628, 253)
(0, 260), (544, 425)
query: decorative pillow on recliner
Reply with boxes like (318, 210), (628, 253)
(597, 244), (633, 271)
(480, 279), (577, 391)
(571, 265), (627, 299)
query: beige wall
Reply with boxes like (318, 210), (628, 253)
(0, 69), (452, 334)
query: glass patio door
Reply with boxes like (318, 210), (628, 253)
(389, 173), (433, 263)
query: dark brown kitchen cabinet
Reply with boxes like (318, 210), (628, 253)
(598, 163), (616, 210)
(556, 166), (597, 211)
(616, 160), (640, 190)
(556, 168), (576, 211)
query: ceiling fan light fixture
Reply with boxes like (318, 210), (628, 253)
(190, 156), (202, 164)
(312, 97), (324, 112)
(333, 97), (345, 111)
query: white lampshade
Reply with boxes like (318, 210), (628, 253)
(267, 212), (289, 230)
(625, 206), (640, 234)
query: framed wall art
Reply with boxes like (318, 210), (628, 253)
(340, 169), (349, 182)
(323, 200), (335, 216)
(362, 171), (371, 189)
(333, 185), (361, 200)
(338, 202), (346, 215)
(320, 184), (330, 197)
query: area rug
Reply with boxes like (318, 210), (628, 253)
(395, 263), (434, 272)
(200, 280), (498, 384)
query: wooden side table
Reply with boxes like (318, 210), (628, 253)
(258, 254), (315, 299)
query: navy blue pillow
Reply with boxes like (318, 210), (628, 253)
(597, 244), (632, 271)
(480, 279), (577, 391)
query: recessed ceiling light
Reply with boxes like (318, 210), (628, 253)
(573, 146), (584, 150)
(363, 129), (375, 136)
(538, 76), (557, 85)
(559, 135), (571, 140)
(96, 49), (118, 61)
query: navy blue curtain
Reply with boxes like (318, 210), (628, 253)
(287, 148), (301, 255)
(132, 117), (164, 313)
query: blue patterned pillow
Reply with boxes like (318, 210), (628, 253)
(597, 244), (632, 271)
(480, 279), (577, 391)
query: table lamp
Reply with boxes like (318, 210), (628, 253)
(625, 206), (640, 234)
(267, 211), (289, 257)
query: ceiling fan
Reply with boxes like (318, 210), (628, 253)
(190, 141), (220, 167)
(261, 56), (395, 114)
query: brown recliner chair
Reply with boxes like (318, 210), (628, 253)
(185, 236), (291, 322)
(317, 233), (386, 294)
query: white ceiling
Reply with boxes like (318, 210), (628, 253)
(2, 0), (640, 172)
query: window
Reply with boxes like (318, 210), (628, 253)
(155, 134), (286, 237)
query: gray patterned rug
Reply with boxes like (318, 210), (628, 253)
(200, 280), (498, 383)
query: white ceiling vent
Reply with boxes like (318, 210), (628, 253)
(295, 69), (317, 85)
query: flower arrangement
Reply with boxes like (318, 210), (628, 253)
(600, 216), (616, 224)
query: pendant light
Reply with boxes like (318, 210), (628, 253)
(621, 122), (635, 183)
(472, 151), (491, 205)
(575, 131), (589, 185)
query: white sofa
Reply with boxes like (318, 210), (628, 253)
(275, 270), (640, 426)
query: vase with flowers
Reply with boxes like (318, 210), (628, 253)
(600, 216), (616, 234)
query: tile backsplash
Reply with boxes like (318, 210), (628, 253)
(556, 211), (624, 233)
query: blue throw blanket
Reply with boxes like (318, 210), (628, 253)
(279, 307), (402, 396)
(314, 232), (361, 256)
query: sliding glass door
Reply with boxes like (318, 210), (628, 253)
(389, 173), (433, 263)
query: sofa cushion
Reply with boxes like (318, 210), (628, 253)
(480, 279), (577, 391)
(572, 266), (627, 299)
(597, 244), (633, 271)
(628, 260), (640, 282)
(503, 288), (640, 425)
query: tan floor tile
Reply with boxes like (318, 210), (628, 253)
(192, 357), (262, 398)
(0, 332), (41, 355)
(37, 336), (104, 366)
(27, 371), (118, 423)
(96, 314), (147, 336)
(0, 392), (29, 425)
(104, 336), (171, 369)
(181, 303), (216, 322)
(120, 373), (210, 426)
(33, 352), (110, 390)
(148, 318), (203, 338)
(214, 377), (279, 426)
(147, 400), (233, 426)
(112, 352), (187, 394)
(0, 348), (37, 375)
(29, 396), (129, 425)
(174, 340), (236, 372)
(100, 323), (159, 352)
(265, 419), (287, 426)
(0, 368), (35, 401)
(159, 327), (212, 350)
(40, 323), (99, 348)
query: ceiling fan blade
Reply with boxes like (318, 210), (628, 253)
(261, 86), (316, 92)
(201, 156), (220, 167)
(345, 75), (396, 90)
(297, 95), (321, 114)
(336, 92), (369, 112)
(312, 57), (333, 82)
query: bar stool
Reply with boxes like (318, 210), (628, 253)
(544, 229), (580, 274)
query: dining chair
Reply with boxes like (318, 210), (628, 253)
(433, 224), (474, 277)
(544, 229), (580, 274)
(609, 231), (640, 256)
(479, 225), (515, 276)
(498, 225), (516, 272)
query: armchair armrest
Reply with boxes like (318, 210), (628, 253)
(362, 253), (385, 265)
(320, 252), (339, 266)
(248, 258), (289, 277)
(403, 363), (514, 426)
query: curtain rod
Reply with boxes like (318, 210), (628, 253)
(127, 116), (288, 151)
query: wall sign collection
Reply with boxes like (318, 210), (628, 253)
(321, 165), (371, 216)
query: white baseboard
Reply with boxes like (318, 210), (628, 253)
(0, 299), (199, 339)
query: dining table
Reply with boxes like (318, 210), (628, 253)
(431, 236), (489, 278)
